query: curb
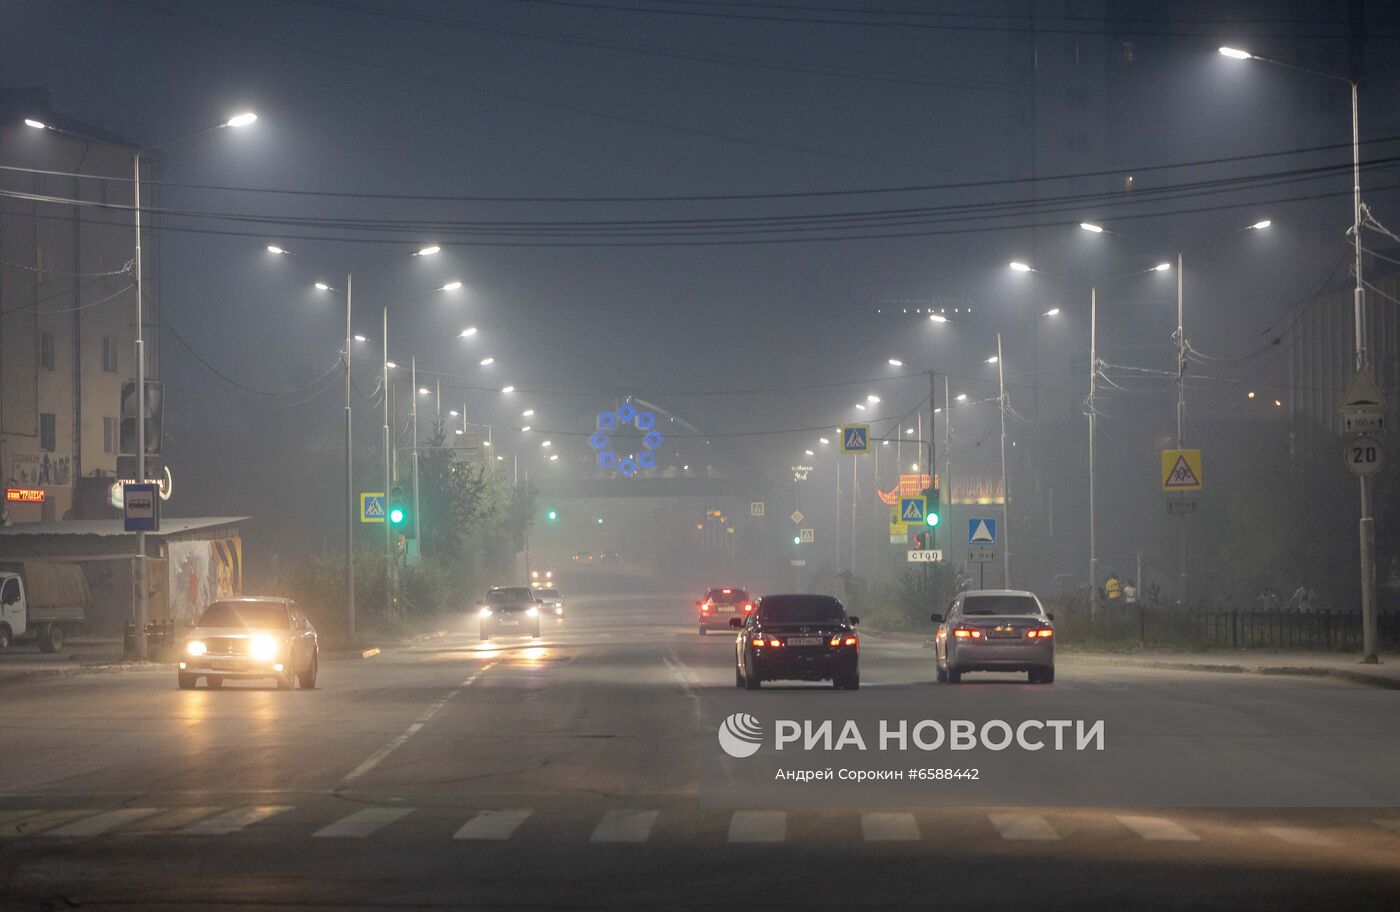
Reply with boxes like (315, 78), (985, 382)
(0, 660), (155, 687)
(1068, 655), (1400, 690)
(326, 646), (382, 661)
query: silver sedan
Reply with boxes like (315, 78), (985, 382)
(932, 589), (1055, 684)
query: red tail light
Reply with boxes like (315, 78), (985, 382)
(743, 602), (754, 612)
(701, 604), (711, 614)
(1026, 628), (1053, 638)
(953, 628), (983, 639)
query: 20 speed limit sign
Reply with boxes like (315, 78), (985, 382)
(1344, 436), (1384, 477)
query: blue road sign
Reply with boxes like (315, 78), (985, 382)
(123, 483), (160, 532)
(588, 431), (609, 450)
(900, 497), (926, 523)
(968, 518), (997, 545)
(840, 423), (870, 454)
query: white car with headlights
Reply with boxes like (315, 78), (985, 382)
(534, 587), (565, 617)
(477, 587), (542, 639)
(179, 597), (319, 690)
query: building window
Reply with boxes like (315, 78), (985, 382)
(39, 413), (57, 452)
(104, 417), (119, 455)
(39, 332), (55, 371)
(101, 335), (119, 372)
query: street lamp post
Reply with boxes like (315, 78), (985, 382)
(995, 334), (1011, 588)
(129, 112), (256, 659)
(1219, 45), (1377, 661)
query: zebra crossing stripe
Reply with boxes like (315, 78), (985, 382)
(1115, 815), (1200, 842)
(314, 807), (414, 838)
(860, 812), (920, 842)
(0, 810), (92, 838)
(988, 813), (1059, 841)
(727, 810), (785, 843)
(1260, 826), (1339, 847)
(44, 808), (163, 837)
(181, 805), (293, 835)
(454, 809), (532, 841)
(590, 810), (659, 843)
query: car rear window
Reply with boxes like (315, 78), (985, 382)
(197, 601), (290, 629)
(962, 595), (1042, 616)
(757, 595), (846, 623)
(706, 588), (749, 603)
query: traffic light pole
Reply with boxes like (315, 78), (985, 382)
(383, 307), (393, 620)
(132, 148), (148, 660)
(997, 333), (1011, 588)
(345, 272), (355, 641)
(411, 357), (421, 548)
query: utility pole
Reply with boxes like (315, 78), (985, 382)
(996, 333), (1011, 588)
(1088, 287), (1099, 617)
(943, 379), (952, 568)
(928, 370), (938, 549)
(132, 149), (149, 659)
(344, 273), (355, 640)
(1175, 251), (1188, 607)
(382, 308), (393, 619)
(411, 356), (421, 548)
(1350, 78), (1379, 663)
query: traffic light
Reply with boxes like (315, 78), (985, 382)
(925, 489), (941, 528)
(388, 485), (409, 533)
(546, 508), (558, 522)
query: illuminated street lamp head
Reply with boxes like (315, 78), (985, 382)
(449, 410), (459, 417)
(867, 394), (881, 403)
(266, 245), (288, 255)
(314, 282), (331, 291)
(224, 112), (258, 128)
(480, 357), (494, 366)
(522, 409), (535, 417)
(549, 454), (559, 462)
(459, 326), (477, 337)
(521, 425), (531, 432)
(888, 358), (903, 367)
(1043, 308), (1060, 317)
(386, 361), (398, 369)
(541, 440), (552, 448)
(1079, 222), (1104, 233)
(24, 118), (49, 129)
(986, 355), (999, 364)
(805, 449), (815, 456)
(819, 437), (830, 445)
(440, 280), (462, 291)
(928, 313), (949, 323)
(500, 385), (515, 393)
(1250, 219), (1272, 230)
(955, 393), (968, 401)
(418, 387), (430, 395)
(353, 334), (367, 342)
(855, 403), (866, 411)
(415, 245), (441, 257)
(1153, 262), (1171, 272)
(1219, 46), (1253, 60)
(1008, 261), (1032, 273)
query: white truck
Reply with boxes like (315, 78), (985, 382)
(0, 561), (90, 653)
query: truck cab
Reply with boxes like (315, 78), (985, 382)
(0, 562), (89, 654)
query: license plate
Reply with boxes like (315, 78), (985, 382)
(717, 606), (736, 613)
(787, 636), (823, 646)
(498, 619), (519, 627)
(211, 659), (245, 671)
(989, 627), (1019, 639)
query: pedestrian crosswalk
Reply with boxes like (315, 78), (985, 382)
(0, 804), (1396, 849)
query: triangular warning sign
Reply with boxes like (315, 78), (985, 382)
(902, 500), (923, 521)
(845, 428), (866, 449)
(1341, 368), (1386, 412)
(365, 498), (384, 517)
(1163, 454), (1200, 488)
(970, 520), (994, 544)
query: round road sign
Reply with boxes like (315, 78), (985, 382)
(1344, 435), (1385, 477)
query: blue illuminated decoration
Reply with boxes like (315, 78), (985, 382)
(592, 399), (665, 478)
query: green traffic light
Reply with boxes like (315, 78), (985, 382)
(546, 510), (558, 521)
(925, 511), (940, 527)
(793, 536), (801, 545)
(389, 507), (405, 525)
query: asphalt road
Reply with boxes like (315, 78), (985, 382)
(1, 592), (1398, 910)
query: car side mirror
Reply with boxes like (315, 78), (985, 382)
(930, 613), (942, 624)
(728, 617), (743, 628)
(1046, 612), (1055, 621)
(848, 616), (860, 627)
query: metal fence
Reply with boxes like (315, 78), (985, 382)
(1050, 605), (1400, 651)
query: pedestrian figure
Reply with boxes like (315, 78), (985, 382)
(1122, 579), (1138, 605)
(1255, 587), (1281, 612)
(1287, 580), (1315, 613)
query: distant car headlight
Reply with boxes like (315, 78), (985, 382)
(249, 636), (279, 661)
(555, 606), (564, 615)
(526, 607), (539, 617)
(186, 640), (207, 656)
(479, 607), (493, 618)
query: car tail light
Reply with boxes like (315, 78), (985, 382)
(701, 603), (711, 613)
(844, 636), (857, 646)
(766, 638), (782, 648)
(829, 636), (841, 646)
(953, 628), (983, 639)
(1026, 628), (1053, 638)
(743, 602), (754, 612)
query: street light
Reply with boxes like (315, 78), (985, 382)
(866, 394), (881, 403)
(440, 280), (462, 291)
(1218, 46), (1253, 60)
(1043, 308), (1061, 317)
(23, 118), (48, 129)
(480, 357), (495, 366)
(522, 409), (535, 417)
(225, 112), (258, 127)
(928, 313), (949, 322)
(888, 358), (904, 367)
(955, 393), (968, 402)
(459, 327), (477, 337)
(414, 245), (441, 257)
(1249, 219), (1272, 230)
(501, 385), (515, 393)
(266, 245), (288, 255)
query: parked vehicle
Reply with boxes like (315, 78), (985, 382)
(0, 561), (89, 653)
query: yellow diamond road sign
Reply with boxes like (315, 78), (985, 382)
(1161, 449), (1203, 492)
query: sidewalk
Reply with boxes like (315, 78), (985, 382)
(864, 626), (1400, 689)
(0, 638), (144, 686)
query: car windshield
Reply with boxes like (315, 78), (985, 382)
(536, 588), (560, 599)
(197, 601), (290, 629)
(706, 588), (749, 603)
(962, 595), (1042, 616)
(488, 588), (534, 605)
(758, 596), (845, 623)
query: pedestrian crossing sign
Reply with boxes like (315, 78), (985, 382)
(840, 423), (870, 454)
(1160, 449), (1203, 492)
(900, 497), (926, 523)
(968, 517), (996, 545)
(360, 492), (386, 523)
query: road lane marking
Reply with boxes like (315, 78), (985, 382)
(344, 663), (494, 782)
(590, 810), (659, 843)
(181, 805), (293, 835)
(727, 811), (786, 843)
(124, 807), (221, 833)
(314, 807), (414, 838)
(861, 812), (920, 842)
(1115, 815), (1200, 842)
(988, 813), (1059, 841)
(1260, 826), (1339, 847)
(44, 808), (162, 837)
(0, 810), (91, 838)
(454, 809), (532, 841)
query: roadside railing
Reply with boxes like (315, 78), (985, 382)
(1047, 604), (1400, 651)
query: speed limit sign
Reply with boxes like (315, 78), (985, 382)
(1344, 435), (1385, 477)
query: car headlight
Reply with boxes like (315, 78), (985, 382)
(479, 607), (493, 618)
(186, 640), (207, 656)
(526, 607), (539, 617)
(249, 636), (279, 662)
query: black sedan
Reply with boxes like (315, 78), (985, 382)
(731, 594), (860, 690)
